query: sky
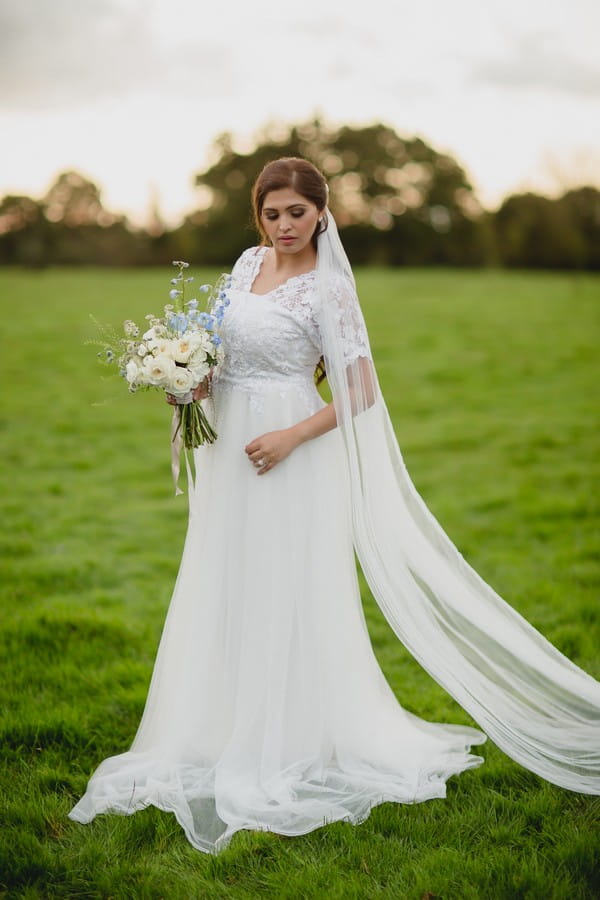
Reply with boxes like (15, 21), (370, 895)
(1, 0), (599, 226)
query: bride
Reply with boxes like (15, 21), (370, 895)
(69, 157), (600, 854)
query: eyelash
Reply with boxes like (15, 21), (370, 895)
(264, 210), (305, 220)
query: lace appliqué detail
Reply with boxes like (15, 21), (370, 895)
(230, 247), (263, 291)
(216, 376), (318, 416)
(231, 247), (370, 367)
(318, 274), (371, 366)
(215, 248), (324, 417)
(231, 247), (320, 344)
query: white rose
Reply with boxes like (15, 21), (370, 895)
(200, 332), (214, 354)
(143, 354), (176, 386)
(168, 366), (195, 395)
(172, 337), (196, 364)
(125, 359), (141, 385)
(188, 345), (208, 367)
(187, 331), (205, 349)
(189, 361), (210, 383)
(149, 338), (176, 359)
(142, 327), (156, 341)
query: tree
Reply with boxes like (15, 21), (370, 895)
(558, 187), (600, 270)
(0, 195), (51, 266)
(192, 119), (490, 265)
(493, 190), (598, 269)
(43, 171), (117, 228)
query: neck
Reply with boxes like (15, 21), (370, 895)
(270, 243), (316, 273)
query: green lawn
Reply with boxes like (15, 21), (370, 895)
(0, 266), (599, 899)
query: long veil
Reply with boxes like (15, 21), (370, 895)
(316, 211), (600, 795)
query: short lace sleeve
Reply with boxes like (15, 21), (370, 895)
(321, 274), (371, 365)
(230, 247), (264, 291)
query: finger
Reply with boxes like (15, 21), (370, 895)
(246, 435), (269, 454)
(251, 452), (270, 469)
(194, 378), (209, 400)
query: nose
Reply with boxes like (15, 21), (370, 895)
(278, 216), (291, 232)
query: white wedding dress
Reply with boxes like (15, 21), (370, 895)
(69, 246), (487, 853)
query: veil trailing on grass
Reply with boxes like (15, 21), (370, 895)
(316, 210), (600, 795)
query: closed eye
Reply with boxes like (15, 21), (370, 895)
(263, 206), (308, 220)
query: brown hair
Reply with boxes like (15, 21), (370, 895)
(251, 157), (328, 250)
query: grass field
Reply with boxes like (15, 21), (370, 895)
(0, 266), (599, 898)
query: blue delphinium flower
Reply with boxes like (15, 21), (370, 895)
(198, 313), (215, 331)
(168, 313), (189, 333)
(211, 334), (222, 347)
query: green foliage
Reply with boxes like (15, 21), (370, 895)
(2, 121), (599, 270)
(494, 188), (600, 269)
(1, 267), (599, 897)
(190, 119), (490, 266)
(0, 173), (156, 268)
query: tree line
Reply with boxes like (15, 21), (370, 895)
(1, 121), (598, 269)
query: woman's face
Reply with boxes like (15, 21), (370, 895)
(260, 187), (321, 255)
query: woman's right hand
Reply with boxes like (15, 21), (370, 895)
(192, 377), (210, 401)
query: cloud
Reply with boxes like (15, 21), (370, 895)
(0, 0), (236, 109)
(471, 34), (600, 98)
(288, 13), (383, 51)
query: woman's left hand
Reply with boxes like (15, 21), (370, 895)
(245, 428), (299, 475)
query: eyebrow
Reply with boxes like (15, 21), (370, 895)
(263, 203), (308, 212)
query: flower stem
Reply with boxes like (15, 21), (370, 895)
(176, 401), (217, 450)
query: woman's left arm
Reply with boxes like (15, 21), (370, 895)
(245, 403), (337, 475)
(245, 356), (376, 475)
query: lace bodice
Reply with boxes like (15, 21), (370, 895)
(215, 247), (370, 399)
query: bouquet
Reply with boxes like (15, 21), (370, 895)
(94, 260), (231, 491)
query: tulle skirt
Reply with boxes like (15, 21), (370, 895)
(69, 378), (485, 853)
